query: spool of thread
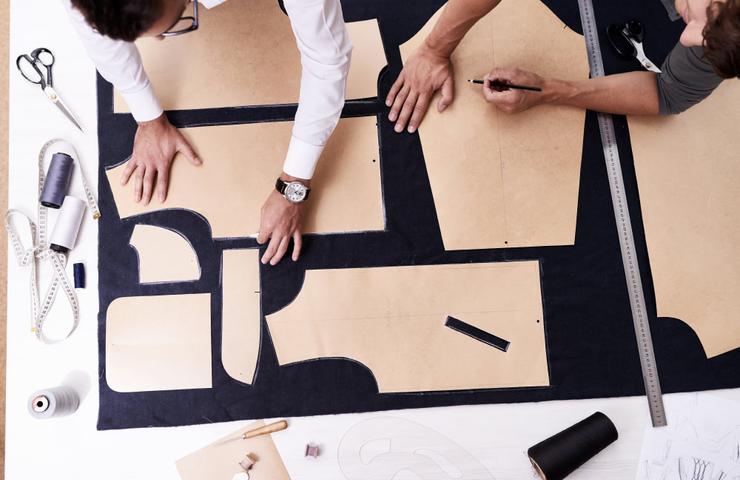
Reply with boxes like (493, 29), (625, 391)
(50, 196), (86, 253)
(73, 263), (86, 288)
(28, 386), (80, 419)
(528, 412), (618, 480)
(40, 152), (74, 209)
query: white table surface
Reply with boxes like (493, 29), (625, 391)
(6, 1), (740, 479)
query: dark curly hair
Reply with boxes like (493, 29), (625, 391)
(70, 0), (166, 42)
(704, 0), (740, 78)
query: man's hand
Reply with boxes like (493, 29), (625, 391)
(482, 68), (547, 114)
(120, 114), (201, 205)
(386, 43), (455, 134)
(257, 181), (305, 265)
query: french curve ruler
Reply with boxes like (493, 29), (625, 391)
(577, 0), (667, 427)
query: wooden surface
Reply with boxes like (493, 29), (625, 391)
(1, 0), (9, 475)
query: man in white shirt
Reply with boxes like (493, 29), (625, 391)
(65, 0), (352, 265)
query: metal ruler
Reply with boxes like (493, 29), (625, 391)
(577, 0), (667, 427)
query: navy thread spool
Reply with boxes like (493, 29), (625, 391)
(40, 152), (74, 209)
(528, 412), (618, 480)
(73, 263), (85, 288)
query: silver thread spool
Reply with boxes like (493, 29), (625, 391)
(40, 152), (74, 209)
(28, 386), (80, 419)
(50, 196), (86, 253)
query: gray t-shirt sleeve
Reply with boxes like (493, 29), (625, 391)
(657, 44), (724, 115)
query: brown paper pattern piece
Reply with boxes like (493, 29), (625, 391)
(628, 81), (740, 358)
(114, 0), (386, 111)
(107, 116), (384, 238)
(106, 293), (212, 392)
(221, 249), (261, 384)
(130, 224), (201, 284)
(266, 261), (549, 393)
(400, 0), (588, 250)
(176, 420), (290, 480)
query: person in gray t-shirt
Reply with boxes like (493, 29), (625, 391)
(385, 0), (738, 134)
(478, 0), (738, 116)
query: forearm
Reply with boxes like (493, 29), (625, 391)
(424, 0), (503, 57)
(283, 0), (351, 180)
(544, 71), (660, 115)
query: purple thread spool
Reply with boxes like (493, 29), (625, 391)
(41, 152), (74, 209)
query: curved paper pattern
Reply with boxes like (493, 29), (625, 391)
(114, 0), (386, 111)
(130, 224), (200, 284)
(400, 0), (588, 250)
(221, 249), (261, 384)
(107, 116), (383, 238)
(338, 417), (495, 480)
(266, 261), (549, 393)
(629, 81), (740, 358)
(106, 293), (212, 393)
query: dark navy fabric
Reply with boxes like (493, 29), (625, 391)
(96, 0), (740, 430)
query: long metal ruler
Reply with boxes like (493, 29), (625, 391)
(577, 0), (667, 427)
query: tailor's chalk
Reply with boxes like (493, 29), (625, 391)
(468, 79), (543, 92)
(73, 263), (85, 289)
(528, 412), (618, 480)
(445, 316), (510, 352)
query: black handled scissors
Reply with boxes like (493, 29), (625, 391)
(607, 21), (662, 73)
(16, 48), (84, 132)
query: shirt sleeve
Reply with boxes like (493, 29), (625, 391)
(657, 44), (724, 115)
(63, 0), (163, 122)
(282, 0), (352, 180)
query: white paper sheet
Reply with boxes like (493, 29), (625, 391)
(636, 394), (740, 480)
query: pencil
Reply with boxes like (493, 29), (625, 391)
(468, 79), (543, 92)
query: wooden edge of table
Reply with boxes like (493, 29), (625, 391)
(1, 0), (10, 477)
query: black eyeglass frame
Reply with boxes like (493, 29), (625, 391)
(161, 1), (200, 37)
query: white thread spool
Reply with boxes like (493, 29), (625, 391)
(50, 196), (86, 253)
(28, 386), (80, 419)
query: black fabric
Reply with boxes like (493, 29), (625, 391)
(96, 0), (740, 430)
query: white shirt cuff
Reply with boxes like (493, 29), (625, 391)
(282, 135), (324, 180)
(120, 85), (164, 123)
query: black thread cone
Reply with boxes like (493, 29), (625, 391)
(528, 412), (618, 480)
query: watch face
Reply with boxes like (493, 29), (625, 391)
(284, 182), (307, 203)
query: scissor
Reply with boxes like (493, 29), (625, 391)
(607, 21), (662, 73)
(16, 48), (85, 132)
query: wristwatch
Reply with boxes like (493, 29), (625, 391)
(275, 178), (311, 204)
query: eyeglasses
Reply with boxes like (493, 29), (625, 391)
(161, 1), (200, 37)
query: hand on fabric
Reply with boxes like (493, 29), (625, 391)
(120, 114), (202, 205)
(482, 68), (547, 114)
(386, 42), (455, 134)
(257, 179), (305, 265)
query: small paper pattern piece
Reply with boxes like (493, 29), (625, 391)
(176, 420), (290, 480)
(106, 293), (212, 393)
(130, 224), (200, 284)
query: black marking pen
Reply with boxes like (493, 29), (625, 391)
(468, 79), (543, 92)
